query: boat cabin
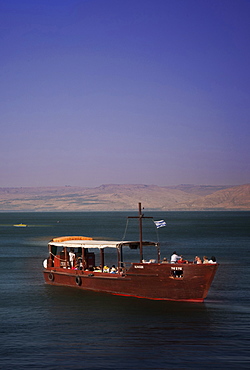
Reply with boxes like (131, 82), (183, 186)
(46, 236), (160, 273)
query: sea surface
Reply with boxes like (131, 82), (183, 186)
(0, 211), (249, 369)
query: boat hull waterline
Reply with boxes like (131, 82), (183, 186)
(44, 262), (218, 302)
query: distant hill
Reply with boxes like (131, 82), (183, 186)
(0, 184), (249, 211)
(182, 184), (250, 210)
(166, 184), (233, 196)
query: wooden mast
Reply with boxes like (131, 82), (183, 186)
(139, 202), (143, 262)
(128, 202), (153, 263)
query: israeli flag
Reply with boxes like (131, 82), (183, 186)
(154, 220), (167, 228)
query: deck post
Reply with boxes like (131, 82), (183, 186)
(157, 244), (161, 263)
(120, 245), (123, 269)
(100, 248), (104, 271)
(117, 248), (120, 272)
(139, 202), (143, 263)
(82, 248), (87, 270)
(48, 244), (53, 267)
(64, 247), (68, 268)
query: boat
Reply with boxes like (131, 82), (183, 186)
(43, 203), (218, 302)
(13, 223), (27, 227)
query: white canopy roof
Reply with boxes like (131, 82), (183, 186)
(49, 239), (158, 250)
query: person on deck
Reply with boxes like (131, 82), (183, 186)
(170, 252), (181, 264)
(110, 265), (117, 273)
(69, 248), (75, 268)
(76, 257), (83, 270)
(209, 256), (217, 264)
(103, 265), (109, 273)
(177, 255), (187, 264)
(194, 256), (202, 264)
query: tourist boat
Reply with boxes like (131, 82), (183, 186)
(43, 203), (218, 302)
(13, 223), (27, 227)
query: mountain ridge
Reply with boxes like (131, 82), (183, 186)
(0, 184), (249, 211)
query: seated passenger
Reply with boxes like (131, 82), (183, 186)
(196, 256), (202, 264)
(177, 255), (187, 264)
(103, 265), (109, 273)
(76, 257), (83, 270)
(203, 256), (209, 264)
(209, 256), (217, 264)
(162, 257), (168, 263)
(194, 256), (202, 264)
(110, 265), (117, 273)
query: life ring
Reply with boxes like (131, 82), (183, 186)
(75, 276), (82, 286)
(48, 272), (54, 282)
(43, 259), (48, 268)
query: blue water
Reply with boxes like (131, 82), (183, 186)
(0, 211), (249, 369)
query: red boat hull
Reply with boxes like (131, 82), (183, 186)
(43, 262), (218, 302)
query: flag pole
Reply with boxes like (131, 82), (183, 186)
(139, 202), (143, 262)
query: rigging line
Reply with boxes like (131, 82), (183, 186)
(122, 218), (129, 241)
(49, 252), (65, 261)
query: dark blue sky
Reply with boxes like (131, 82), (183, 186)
(1, 0), (249, 187)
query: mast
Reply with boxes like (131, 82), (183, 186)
(128, 202), (153, 263)
(139, 202), (143, 262)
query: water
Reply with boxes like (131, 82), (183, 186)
(0, 211), (249, 369)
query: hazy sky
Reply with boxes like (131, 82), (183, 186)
(1, 0), (249, 187)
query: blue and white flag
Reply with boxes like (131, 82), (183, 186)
(154, 220), (167, 228)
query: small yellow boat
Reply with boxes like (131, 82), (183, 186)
(13, 223), (27, 227)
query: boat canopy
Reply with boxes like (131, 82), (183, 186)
(48, 238), (158, 250)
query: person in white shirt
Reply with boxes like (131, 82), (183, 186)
(69, 248), (75, 268)
(209, 256), (217, 264)
(170, 251), (181, 264)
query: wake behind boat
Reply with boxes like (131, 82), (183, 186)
(43, 203), (218, 302)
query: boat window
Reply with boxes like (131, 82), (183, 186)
(170, 267), (183, 279)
